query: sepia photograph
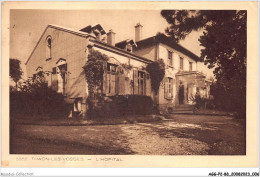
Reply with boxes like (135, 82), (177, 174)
(9, 9), (247, 156)
(1, 1), (258, 170)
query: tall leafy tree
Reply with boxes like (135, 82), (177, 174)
(161, 10), (246, 117)
(10, 58), (23, 89)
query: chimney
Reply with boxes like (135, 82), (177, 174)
(107, 29), (116, 46)
(135, 23), (143, 42)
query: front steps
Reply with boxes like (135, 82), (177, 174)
(169, 104), (194, 114)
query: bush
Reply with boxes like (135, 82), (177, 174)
(10, 73), (70, 119)
(205, 99), (216, 109)
(127, 95), (154, 115)
(193, 94), (216, 110)
(87, 95), (154, 119)
(210, 81), (246, 118)
(193, 94), (206, 109)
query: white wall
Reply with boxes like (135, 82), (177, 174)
(26, 27), (88, 99)
(158, 43), (197, 72)
(157, 43), (200, 107)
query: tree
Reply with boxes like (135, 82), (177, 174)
(146, 59), (165, 112)
(161, 10), (246, 118)
(10, 58), (23, 89)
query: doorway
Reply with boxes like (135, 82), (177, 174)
(179, 84), (184, 104)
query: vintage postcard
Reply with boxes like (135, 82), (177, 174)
(1, 1), (258, 168)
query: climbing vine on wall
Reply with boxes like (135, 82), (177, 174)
(146, 59), (165, 94)
(83, 49), (109, 117)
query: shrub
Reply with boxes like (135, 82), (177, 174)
(194, 94), (204, 109)
(10, 73), (69, 119)
(193, 94), (216, 110)
(127, 95), (154, 115)
(205, 99), (216, 109)
(87, 95), (154, 119)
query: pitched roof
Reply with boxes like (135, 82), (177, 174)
(115, 39), (137, 50)
(135, 34), (201, 62)
(80, 24), (106, 35)
(48, 24), (92, 37)
(92, 39), (152, 63)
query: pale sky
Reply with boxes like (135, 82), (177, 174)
(10, 10), (212, 78)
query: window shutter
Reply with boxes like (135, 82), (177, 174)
(118, 66), (125, 95)
(164, 78), (168, 99)
(170, 79), (174, 99)
(103, 62), (107, 95)
(146, 73), (151, 96)
(107, 74), (111, 96)
(172, 79), (176, 99)
(111, 74), (116, 96)
(52, 73), (58, 91)
(133, 70), (138, 95)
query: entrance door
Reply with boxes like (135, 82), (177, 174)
(179, 85), (184, 104)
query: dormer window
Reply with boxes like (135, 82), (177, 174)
(46, 36), (52, 60)
(80, 24), (106, 42)
(126, 44), (132, 52)
(115, 39), (136, 52)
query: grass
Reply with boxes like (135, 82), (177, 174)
(12, 114), (164, 126)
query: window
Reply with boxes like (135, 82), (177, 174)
(59, 63), (67, 75)
(138, 71), (145, 95)
(168, 51), (173, 66)
(32, 71), (43, 78)
(107, 63), (117, 95)
(37, 71), (43, 77)
(164, 77), (174, 99)
(107, 63), (117, 72)
(47, 38), (51, 47)
(46, 36), (52, 60)
(180, 57), (184, 70)
(126, 44), (132, 52)
(189, 62), (193, 71)
(52, 67), (57, 74)
(57, 63), (67, 94)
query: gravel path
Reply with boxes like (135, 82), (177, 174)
(121, 122), (210, 155)
(11, 115), (245, 155)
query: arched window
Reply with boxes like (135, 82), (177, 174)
(46, 36), (52, 60)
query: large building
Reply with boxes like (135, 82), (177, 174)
(25, 23), (210, 117)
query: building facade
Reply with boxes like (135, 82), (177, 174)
(25, 23), (210, 117)
(132, 25), (211, 111)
